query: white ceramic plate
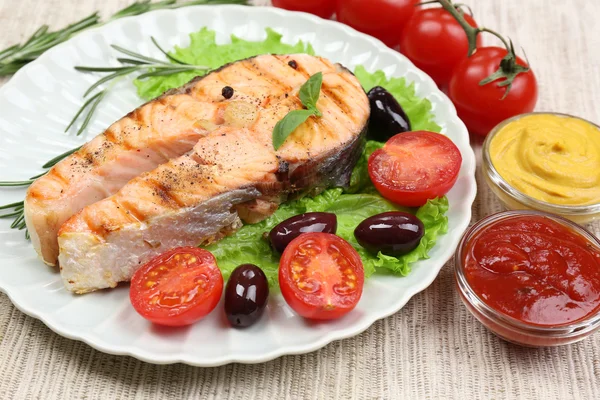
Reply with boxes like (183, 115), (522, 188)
(0, 5), (476, 366)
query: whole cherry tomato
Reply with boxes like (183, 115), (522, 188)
(336, 0), (420, 48)
(400, 8), (482, 87)
(272, 0), (336, 19)
(448, 47), (538, 136)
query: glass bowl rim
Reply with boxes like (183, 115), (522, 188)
(455, 209), (600, 337)
(482, 112), (600, 216)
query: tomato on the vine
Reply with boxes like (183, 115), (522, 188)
(272, 0), (336, 20)
(400, 8), (482, 87)
(130, 247), (223, 326)
(279, 233), (364, 320)
(448, 46), (538, 136)
(369, 131), (462, 207)
(336, 0), (420, 48)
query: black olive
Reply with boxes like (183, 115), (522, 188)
(354, 212), (424, 256)
(225, 264), (269, 328)
(222, 86), (234, 99)
(288, 60), (298, 69)
(269, 212), (337, 253)
(367, 86), (411, 141)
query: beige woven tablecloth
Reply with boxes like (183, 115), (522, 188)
(1, 0), (599, 398)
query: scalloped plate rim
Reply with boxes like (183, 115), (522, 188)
(0, 5), (477, 367)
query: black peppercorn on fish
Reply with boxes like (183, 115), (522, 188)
(35, 53), (369, 293)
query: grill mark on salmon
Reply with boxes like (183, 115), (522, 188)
(245, 59), (291, 93)
(321, 86), (353, 116)
(102, 128), (120, 146)
(117, 199), (145, 223)
(47, 168), (70, 187)
(110, 199), (139, 224)
(149, 179), (184, 209)
(28, 55), (321, 266)
(57, 54), (370, 294)
(155, 95), (172, 108)
(128, 107), (143, 124)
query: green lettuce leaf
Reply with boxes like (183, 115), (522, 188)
(204, 191), (448, 286)
(135, 28), (315, 100)
(203, 189), (344, 286)
(326, 195), (448, 277)
(134, 27), (449, 287)
(325, 193), (409, 277)
(346, 140), (384, 194)
(372, 196), (449, 276)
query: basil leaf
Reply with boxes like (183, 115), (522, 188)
(299, 71), (323, 115)
(272, 109), (315, 150)
(272, 72), (323, 149)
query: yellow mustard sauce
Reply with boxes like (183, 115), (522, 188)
(489, 114), (600, 206)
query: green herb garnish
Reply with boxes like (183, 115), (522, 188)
(298, 72), (323, 116)
(0, 25), (447, 278)
(272, 72), (323, 150)
(69, 39), (211, 136)
(0, 0), (249, 77)
(134, 28), (315, 100)
(0, 28), (316, 237)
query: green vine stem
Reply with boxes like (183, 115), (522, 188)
(430, 0), (531, 97)
(453, 3), (474, 17)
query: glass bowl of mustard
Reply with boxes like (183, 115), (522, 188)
(482, 112), (600, 224)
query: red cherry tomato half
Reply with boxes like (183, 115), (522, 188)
(272, 0), (336, 19)
(400, 8), (482, 87)
(130, 247), (223, 327)
(279, 233), (364, 320)
(336, 0), (420, 48)
(448, 46), (538, 136)
(368, 131), (462, 207)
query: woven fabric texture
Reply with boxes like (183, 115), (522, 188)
(1, 0), (599, 399)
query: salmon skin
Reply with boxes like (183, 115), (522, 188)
(24, 54), (308, 266)
(56, 54), (370, 294)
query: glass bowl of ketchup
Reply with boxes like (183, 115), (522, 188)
(455, 210), (600, 347)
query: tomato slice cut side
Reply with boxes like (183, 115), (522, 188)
(130, 247), (223, 327)
(368, 131), (462, 207)
(279, 233), (364, 320)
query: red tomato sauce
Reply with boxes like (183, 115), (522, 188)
(463, 215), (600, 326)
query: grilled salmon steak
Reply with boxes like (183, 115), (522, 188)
(25, 54), (329, 266)
(54, 54), (369, 293)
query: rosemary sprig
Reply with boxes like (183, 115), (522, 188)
(67, 38), (210, 135)
(1, 209), (24, 220)
(0, 34), (209, 221)
(0, 32), (211, 232)
(0, 14), (100, 76)
(0, 201), (24, 212)
(0, 0), (248, 77)
(0, 201), (26, 236)
(0, 145), (82, 189)
(0, 0), (249, 235)
(0, 180), (35, 187)
(64, 91), (108, 136)
(111, 0), (248, 19)
(0, 145), (81, 237)
(42, 146), (83, 169)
